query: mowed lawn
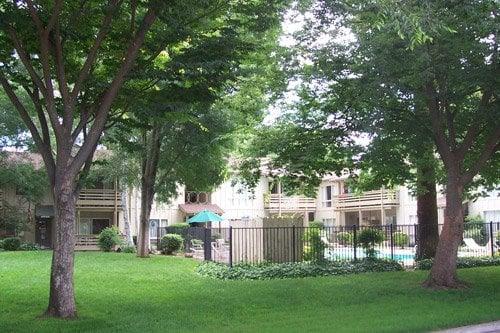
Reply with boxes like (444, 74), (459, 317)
(1, 252), (500, 333)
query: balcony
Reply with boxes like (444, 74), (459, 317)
(264, 193), (316, 213)
(333, 189), (399, 211)
(77, 189), (122, 210)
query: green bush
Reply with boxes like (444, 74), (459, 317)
(19, 242), (40, 251)
(2, 237), (21, 251)
(97, 227), (122, 252)
(309, 221), (324, 229)
(169, 223), (190, 236)
(336, 231), (353, 245)
(159, 234), (184, 255)
(0, 239), (4, 249)
(120, 245), (136, 253)
(303, 228), (326, 262)
(393, 232), (409, 248)
(197, 259), (403, 280)
(416, 256), (500, 270)
(358, 228), (385, 259)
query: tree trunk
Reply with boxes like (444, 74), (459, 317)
(423, 175), (465, 289)
(121, 189), (133, 246)
(416, 164), (439, 260)
(136, 126), (163, 257)
(137, 183), (153, 257)
(46, 179), (77, 318)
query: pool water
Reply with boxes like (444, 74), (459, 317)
(327, 249), (414, 262)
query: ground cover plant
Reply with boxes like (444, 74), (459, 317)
(2, 251), (500, 332)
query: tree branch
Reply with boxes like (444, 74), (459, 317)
(70, 0), (122, 105)
(461, 126), (500, 186)
(69, 8), (158, 177)
(0, 71), (56, 181)
(424, 82), (453, 168)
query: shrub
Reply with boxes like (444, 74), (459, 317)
(19, 242), (40, 251)
(2, 237), (21, 251)
(169, 223), (190, 236)
(393, 232), (409, 248)
(416, 257), (500, 270)
(358, 228), (385, 259)
(309, 221), (324, 229)
(303, 228), (326, 262)
(98, 227), (122, 252)
(336, 231), (353, 245)
(0, 239), (4, 249)
(120, 245), (136, 253)
(159, 234), (184, 255)
(197, 259), (403, 280)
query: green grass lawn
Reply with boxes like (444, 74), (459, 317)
(1, 252), (500, 333)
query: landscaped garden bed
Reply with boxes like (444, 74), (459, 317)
(197, 259), (404, 280)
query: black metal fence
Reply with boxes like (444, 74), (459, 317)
(157, 222), (500, 267)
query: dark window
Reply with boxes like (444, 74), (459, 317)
(326, 186), (332, 200)
(308, 212), (315, 222)
(92, 219), (110, 234)
(270, 182), (280, 194)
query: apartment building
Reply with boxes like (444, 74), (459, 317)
(1, 152), (499, 249)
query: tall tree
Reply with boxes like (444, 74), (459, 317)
(295, 0), (499, 287)
(0, 0), (281, 318)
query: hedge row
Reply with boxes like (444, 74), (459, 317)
(197, 259), (404, 280)
(416, 256), (500, 270)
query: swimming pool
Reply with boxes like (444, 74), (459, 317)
(326, 248), (415, 262)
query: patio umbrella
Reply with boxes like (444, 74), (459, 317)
(188, 210), (224, 224)
(188, 209), (224, 232)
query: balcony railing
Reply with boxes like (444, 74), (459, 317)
(77, 189), (122, 210)
(264, 193), (316, 212)
(333, 189), (399, 210)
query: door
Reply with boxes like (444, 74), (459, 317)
(92, 219), (110, 234)
(35, 218), (52, 248)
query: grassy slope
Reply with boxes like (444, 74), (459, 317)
(1, 252), (499, 333)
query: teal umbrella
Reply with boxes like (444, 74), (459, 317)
(188, 210), (224, 224)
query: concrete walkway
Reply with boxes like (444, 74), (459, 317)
(436, 321), (500, 333)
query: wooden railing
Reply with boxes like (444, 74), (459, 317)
(75, 234), (99, 246)
(333, 189), (399, 210)
(77, 189), (122, 210)
(264, 193), (316, 212)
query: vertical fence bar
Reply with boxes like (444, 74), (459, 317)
(292, 225), (296, 262)
(490, 221), (494, 257)
(229, 226), (233, 267)
(353, 225), (357, 261)
(390, 223), (394, 260)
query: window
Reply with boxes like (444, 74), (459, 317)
(308, 212), (315, 222)
(409, 215), (417, 225)
(270, 182), (280, 194)
(149, 219), (159, 238)
(79, 218), (92, 235)
(322, 185), (332, 207)
(160, 219), (168, 227)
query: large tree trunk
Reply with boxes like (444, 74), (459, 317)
(121, 189), (133, 246)
(416, 163), (439, 260)
(137, 182), (154, 257)
(46, 178), (77, 318)
(423, 174), (465, 289)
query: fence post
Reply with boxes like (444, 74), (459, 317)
(390, 223), (394, 260)
(292, 225), (296, 262)
(203, 227), (211, 261)
(490, 221), (494, 257)
(353, 225), (357, 261)
(229, 226), (233, 267)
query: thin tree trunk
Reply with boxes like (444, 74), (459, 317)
(416, 163), (439, 260)
(121, 189), (133, 246)
(423, 174), (465, 289)
(46, 178), (77, 318)
(137, 125), (163, 257)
